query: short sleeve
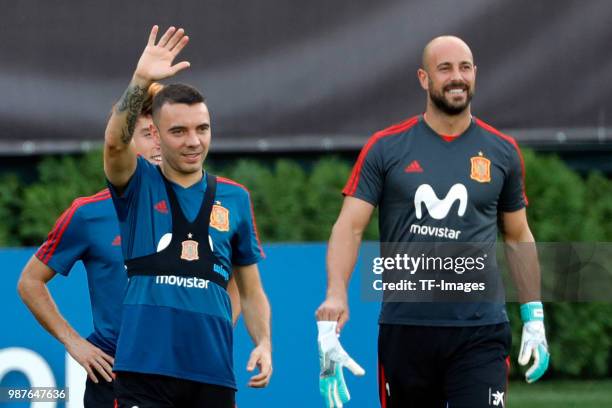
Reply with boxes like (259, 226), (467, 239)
(498, 144), (528, 212)
(342, 137), (385, 206)
(35, 206), (88, 276)
(231, 190), (265, 266)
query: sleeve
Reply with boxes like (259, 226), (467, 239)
(498, 144), (528, 212)
(342, 136), (385, 206)
(34, 206), (87, 276)
(106, 156), (145, 222)
(231, 189), (265, 266)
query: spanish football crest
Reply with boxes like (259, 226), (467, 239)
(470, 152), (491, 183)
(181, 233), (199, 261)
(210, 202), (230, 232)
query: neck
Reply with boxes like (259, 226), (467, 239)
(161, 163), (203, 188)
(424, 103), (472, 136)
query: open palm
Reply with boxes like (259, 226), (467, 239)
(134, 25), (190, 82)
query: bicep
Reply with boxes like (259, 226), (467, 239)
(19, 256), (57, 287)
(103, 142), (138, 192)
(334, 196), (375, 235)
(233, 263), (264, 298)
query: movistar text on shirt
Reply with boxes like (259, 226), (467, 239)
(155, 275), (210, 288)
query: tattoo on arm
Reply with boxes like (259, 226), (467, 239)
(116, 84), (146, 145)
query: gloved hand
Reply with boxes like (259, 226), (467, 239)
(317, 321), (365, 407)
(518, 301), (550, 383)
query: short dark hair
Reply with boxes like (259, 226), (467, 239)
(152, 83), (206, 121)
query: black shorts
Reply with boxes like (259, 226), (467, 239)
(84, 377), (116, 408)
(114, 371), (235, 408)
(378, 323), (511, 408)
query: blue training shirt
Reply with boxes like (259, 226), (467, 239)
(109, 157), (264, 389)
(35, 189), (126, 356)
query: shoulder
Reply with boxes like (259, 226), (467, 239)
(359, 115), (421, 153)
(65, 189), (113, 220)
(473, 117), (521, 153)
(216, 176), (251, 199)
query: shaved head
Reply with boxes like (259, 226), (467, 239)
(417, 35), (476, 116)
(422, 36), (474, 71)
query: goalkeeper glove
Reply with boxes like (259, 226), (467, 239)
(518, 301), (550, 383)
(317, 321), (365, 407)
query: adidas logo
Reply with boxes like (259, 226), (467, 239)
(112, 235), (121, 246)
(404, 160), (423, 173)
(154, 200), (168, 214)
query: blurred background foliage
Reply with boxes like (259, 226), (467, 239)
(0, 148), (611, 378)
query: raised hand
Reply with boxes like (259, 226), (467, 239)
(133, 25), (191, 84)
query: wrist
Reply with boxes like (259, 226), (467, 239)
(326, 284), (348, 301)
(131, 73), (153, 88)
(256, 338), (272, 352)
(520, 301), (544, 322)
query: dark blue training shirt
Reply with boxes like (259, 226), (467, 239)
(109, 157), (264, 389)
(36, 189), (126, 356)
(344, 115), (527, 326)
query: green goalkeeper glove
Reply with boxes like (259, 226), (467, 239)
(518, 301), (550, 383)
(317, 321), (365, 407)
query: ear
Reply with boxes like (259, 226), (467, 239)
(417, 68), (429, 91)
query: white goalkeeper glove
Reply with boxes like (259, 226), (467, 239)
(317, 321), (365, 407)
(518, 301), (550, 383)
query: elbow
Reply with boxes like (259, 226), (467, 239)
(332, 218), (364, 241)
(16, 275), (30, 302)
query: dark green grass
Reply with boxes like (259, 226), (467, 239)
(508, 380), (612, 408)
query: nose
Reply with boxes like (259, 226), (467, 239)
(450, 66), (463, 81)
(185, 130), (200, 147)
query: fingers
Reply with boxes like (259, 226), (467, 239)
(337, 311), (349, 333)
(246, 348), (273, 388)
(91, 358), (113, 383)
(100, 352), (115, 367)
(84, 364), (99, 384)
(524, 349), (540, 379)
(157, 26), (176, 47)
(147, 25), (159, 47)
(344, 357), (365, 376)
(171, 35), (190, 56)
(170, 61), (191, 76)
(518, 342), (533, 366)
(166, 28), (185, 50)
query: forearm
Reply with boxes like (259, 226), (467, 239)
(241, 288), (271, 348)
(504, 228), (541, 303)
(105, 75), (150, 148)
(17, 278), (81, 346)
(326, 221), (363, 298)
(103, 76), (149, 187)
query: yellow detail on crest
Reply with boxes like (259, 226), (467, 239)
(181, 239), (199, 261)
(470, 156), (491, 183)
(210, 204), (230, 232)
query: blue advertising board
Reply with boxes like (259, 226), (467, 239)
(0, 244), (381, 407)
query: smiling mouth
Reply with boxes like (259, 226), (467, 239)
(151, 155), (162, 163)
(182, 152), (202, 161)
(446, 87), (467, 95)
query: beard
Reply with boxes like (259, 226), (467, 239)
(428, 80), (474, 116)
